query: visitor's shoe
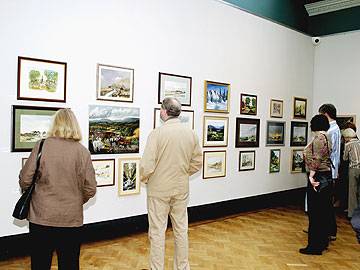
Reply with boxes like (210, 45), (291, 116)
(329, 236), (337, 241)
(299, 247), (322, 255)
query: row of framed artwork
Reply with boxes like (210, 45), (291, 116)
(203, 148), (305, 179)
(22, 157), (141, 195)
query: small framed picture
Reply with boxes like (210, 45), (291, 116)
(204, 80), (230, 113)
(96, 64), (134, 102)
(239, 151), (255, 171)
(293, 97), (307, 119)
(17, 56), (67, 102)
(203, 151), (226, 179)
(203, 116), (229, 147)
(12, 105), (60, 152)
(266, 121), (285, 146)
(92, 159), (115, 187)
(269, 149), (281, 173)
(240, 93), (257, 115)
(153, 108), (194, 129)
(291, 149), (305, 173)
(118, 157), (141, 196)
(235, 118), (260, 148)
(337, 114), (356, 129)
(270, 99), (283, 118)
(158, 72), (192, 106)
(290, 121), (308, 147)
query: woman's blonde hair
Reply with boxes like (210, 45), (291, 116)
(47, 108), (82, 141)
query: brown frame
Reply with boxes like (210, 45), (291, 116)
(203, 150), (227, 179)
(269, 149), (281, 173)
(240, 93), (257, 115)
(92, 159), (116, 187)
(235, 118), (260, 148)
(290, 121), (308, 147)
(293, 97), (307, 119)
(17, 56), (67, 102)
(158, 72), (192, 106)
(239, 150), (256, 171)
(96, 63), (134, 103)
(337, 114), (356, 129)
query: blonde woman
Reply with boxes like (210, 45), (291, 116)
(19, 108), (97, 270)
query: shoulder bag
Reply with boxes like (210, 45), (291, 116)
(12, 139), (45, 220)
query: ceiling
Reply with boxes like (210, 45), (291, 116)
(220, 0), (360, 36)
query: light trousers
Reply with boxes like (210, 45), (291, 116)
(147, 193), (190, 270)
(348, 168), (360, 217)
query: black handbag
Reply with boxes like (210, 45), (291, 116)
(12, 139), (45, 220)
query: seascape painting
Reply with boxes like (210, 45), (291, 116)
(89, 105), (140, 154)
(97, 64), (134, 102)
(204, 81), (230, 113)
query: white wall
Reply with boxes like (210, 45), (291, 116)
(0, 0), (314, 237)
(313, 31), (360, 125)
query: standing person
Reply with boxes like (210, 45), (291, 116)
(342, 128), (360, 218)
(319, 104), (341, 241)
(300, 114), (332, 255)
(19, 108), (97, 270)
(140, 97), (202, 270)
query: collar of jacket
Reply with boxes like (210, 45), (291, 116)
(164, 117), (180, 125)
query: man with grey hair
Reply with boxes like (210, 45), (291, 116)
(140, 97), (202, 270)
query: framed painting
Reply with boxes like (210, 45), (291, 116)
(293, 97), (307, 119)
(290, 121), (308, 147)
(270, 99), (283, 118)
(204, 80), (230, 113)
(266, 121), (285, 146)
(158, 72), (192, 106)
(96, 64), (134, 102)
(269, 149), (281, 173)
(203, 116), (229, 147)
(291, 149), (305, 173)
(118, 157), (140, 196)
(89, 105), (140, 154)
(203, 151), (226, 179)
(92, 159), (115, 187)
(12, 105), (60, 152)
(240, 93), (257, 115)
(239, 151), (255, 171)
(17, 56), (66, 102)
(337, 114), (356, 130)
(153, 108), (194, 129)
(235, 118), (260, 148)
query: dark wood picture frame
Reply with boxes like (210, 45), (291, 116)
(17, 56), (67, 103)
(290, 121), (308, 147)
(239, 150), (256, 171)
(235, 118), (260, 148)
(269, 149), (281, 173)
(158, 72), (192, 106)
(240, 93), (257, 115)
(92, 159), (116, 187)
(293, 97), (307, 119)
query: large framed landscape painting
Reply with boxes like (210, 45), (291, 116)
(17, 56), (67, 102)
(203, 116), (228, 147)
(293, 97), (307, 119)
(158, 72), (192, 106)
(96, 64), (134, 102)
(240, 93), (257, 115)
(203, 151), (226, 179)
(12, 105), (60, 152)
(266, 121), (285, 146)
(239, 151), (255, 171)
(291, 149), (305, 173)
(235, 118), (260, 148)
(89, 105), (140, 154)
(204, 81), (230, 113)
(153, 108), (194, 129)
(92, 159), (115, 187)
(290, 121), (308, 147)
(118, 157), (140, 196)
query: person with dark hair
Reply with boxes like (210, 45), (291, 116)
(319, 103), (341, 241)
(300, 114), (332, 255)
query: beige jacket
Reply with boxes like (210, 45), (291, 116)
(19, 137), (97, 227)
(140, 118), (202, 197)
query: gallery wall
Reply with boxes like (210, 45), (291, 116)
(0, 0), (314, 237)
(312, 30), (360, 125)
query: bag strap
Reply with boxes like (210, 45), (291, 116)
(31, 139), (45, 185)
(311, 133), (335, 169)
